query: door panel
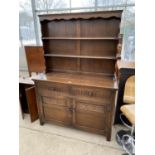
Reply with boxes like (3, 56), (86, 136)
(42, 96), (72, 126)
(73, 99), (109, 133)
(25, 86), (39, 122)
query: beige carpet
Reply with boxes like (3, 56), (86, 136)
(19, 114), (126, 155)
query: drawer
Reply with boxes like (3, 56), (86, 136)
(36, 81), (116, 104)
(37, 81), (70, 97)
(41, 96), (71, 107)
(71, 86), (116, 104)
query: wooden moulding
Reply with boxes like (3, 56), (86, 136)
(42, 37), (119, 40)
(39, 10), (123, 21)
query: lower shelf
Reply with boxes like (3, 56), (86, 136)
(33, 72), (118, 89)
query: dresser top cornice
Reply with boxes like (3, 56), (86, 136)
(39, 10), (123, 21)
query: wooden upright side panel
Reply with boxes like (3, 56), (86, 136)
(25, 86), (39, 122)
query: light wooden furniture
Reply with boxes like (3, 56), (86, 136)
(120, 75), (135, 137)
(122, 75), (135, 125)
(120, 75), (135, 130)
(115, 60), (135, 124)
(123, 76), (135, 104)
(116, 76), (135, 154)
(121, 104), (135, 125)
(33, 10), (123, 141)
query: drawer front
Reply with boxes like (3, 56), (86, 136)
(71, 86), (116, 104)
(37, 81), (70, 97)
(36, 81), (116, 104)
(41, 96), (70, 107)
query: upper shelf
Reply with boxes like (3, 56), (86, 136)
(44, 54), (117, 60)
(42, 37), (119, 40)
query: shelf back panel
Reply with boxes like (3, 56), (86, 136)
(45, 57), (115, 75)
(41, 20), (77, 37)
(80, 59), (115, 75)
(41, 18), (120, 38)
(80, 40), (118, 57)
(80, 18), (120, 37)
(43, 39), (118, 57)
(46, 57), (77, 72)
(43, 40), (77, 55)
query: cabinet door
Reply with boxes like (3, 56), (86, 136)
(73, 99), (111, 134)
(41, 96), (72, 126)
(25, 86), (39, 122)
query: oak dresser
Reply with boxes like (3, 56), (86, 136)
(33, 10), (123, 141)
